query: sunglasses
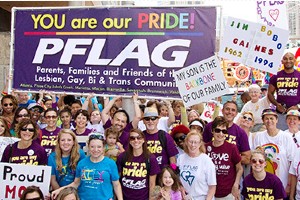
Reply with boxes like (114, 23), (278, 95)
(144, 117), (158, 121)
(243, 116), (253, 121)
(129, 135), (143, 141)
(17, 114), (30, 118)
(30, 108), (41, 113)
(89, 134), (104, 141)
(3, 103), (13, 107)
(174, 135), (186, 142)
(251, 158), (265, 164)
(21, 127), (35, 132)
(45, 115), (57, 119)
(214, 128), (227, 134)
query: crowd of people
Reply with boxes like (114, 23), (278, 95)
(0, 52), (299, 200)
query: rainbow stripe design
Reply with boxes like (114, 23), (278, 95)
(24, 31), (204, 36)
(262, 143), (280, 155)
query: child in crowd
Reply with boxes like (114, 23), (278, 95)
(157, 166), (183, 200)
(59, 107), (74, 130)
(104, 127), (124, 161)
(87, 110), (104, 136)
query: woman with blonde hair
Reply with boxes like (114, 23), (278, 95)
(56, 187), (79, 200)
(242, 149), (286, 199)
(177, 130), (216, 200)
(48, 129), (85, 190)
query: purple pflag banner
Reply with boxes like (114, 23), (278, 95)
(11, 7), (217, 98)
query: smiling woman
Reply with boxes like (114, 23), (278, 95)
(1, 119), (47, 165)
(47, 129), (85, 190)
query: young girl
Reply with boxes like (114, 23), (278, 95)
(158, 166), (183, 200)
(87, 110), (104, 136)
(59, 107), (74, 130)
(104, 127), (124, 161)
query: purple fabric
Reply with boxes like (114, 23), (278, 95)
(103, 119), (132, 149)
(242, 172), (286, 199)
(143, 130), (179, 169)
(269, 70), (300, 108)
(206, 141), (241, 198)
(74, 128), (92, 136)
(41, 127), (61, 156)
(203, 122), (250, 153)
(1, 141), (47, 165)
(117, 153), (160, 200)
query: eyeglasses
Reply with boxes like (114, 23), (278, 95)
(251, 158), (265, 164)
(243, 116), (253, 122)
(249, 91), (260, 94)
(3, 103), (13, 107)
(174, 135), (186, 142)
(129, 135), (143, 141)
(89, 134), (104, 141)
(188, 140), (200, 145)
(91, 113), (100, 116)
(144, 117), (158, 121)
(21, 127), (35, 132)
(214, 128), (228, 134)
(45, 115), (57, 119)
(17, 114), (30, 118)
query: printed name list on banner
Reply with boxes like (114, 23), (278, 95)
(173, 56), (229, 107)
(12, 7), (217, 98)
(0, 163), (51, 200)
(218, 16), (289, 74)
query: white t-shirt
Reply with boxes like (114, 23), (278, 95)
(138, 116), (170, 132)
(253, 130), (295, 188)
(177, 153), (216, 200)
(241, 96), (270, 124)
(289, 149), (300, 199)
(284, 129), (300, 148)
(87, 121), (105, 137)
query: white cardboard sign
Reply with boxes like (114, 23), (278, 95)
(173, 56), (229, 107)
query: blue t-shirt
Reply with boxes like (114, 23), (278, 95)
(76, 156), (119, 200)
(48, 149), (85, 187)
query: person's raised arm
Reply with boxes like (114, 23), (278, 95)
(165, 100), (175, 127)
(82, 93), (95, 114)
(101, 96), (121, 125)
(131, 92), (141, 128)
(241, 150), (251, 165)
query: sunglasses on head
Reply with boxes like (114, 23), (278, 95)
(214, 128), (227, 134)
(17, 114), (30, 118)
(251, 158), (265, 164)
(45, 115), (57, 119)
(21, 127), (35, 132)
(89, 134), (104, 141)
(174, 135), (186, 142)
(129, 135), (143, 141)
(30, 108), (41, 113)
(144, 117), (158, 121)
(243, 116), (253, 121)
(3, 103), (13, 107)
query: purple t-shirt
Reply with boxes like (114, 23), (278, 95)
(203, 122), (250, 153)
(206, 141), (241, 198)
(41, 127), (61, 156)
(269, 70), (300, 108)
(117, 153), (160, 200)
(74, 128), (92, 136)
(143, 130), (179, 169)
(1, 141), (47, 165)
(242, 172), (286, 199)
(103, 119), (133, 149)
